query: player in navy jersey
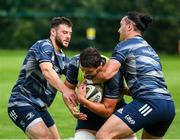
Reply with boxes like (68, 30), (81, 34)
(8, 17), (76, 139)
(90, 12), (176, 139)
(63, 47), (137, 139)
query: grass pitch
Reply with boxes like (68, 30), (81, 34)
(0, 49), (179, 139)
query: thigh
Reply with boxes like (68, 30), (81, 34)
(26, 109), (58, 139)
(8, 105), (42, 132)
(114, 99), (175, 138)
(97, 98), (159, 139)
(143, 100), (175, 137)
(26, 120), (50, 139)
(114, 99), (160, 133)
(96, 114), (134, 139)
(8, 105), (57, 139)
(48, 124), (60, 139)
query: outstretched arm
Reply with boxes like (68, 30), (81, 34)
(39, 62), (77, 106)
(63, 80), (87, 120)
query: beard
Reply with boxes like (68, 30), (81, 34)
(55, 36), (65, 49)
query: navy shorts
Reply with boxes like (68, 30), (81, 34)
(76, 100), (127, 131)
(8, 105), (54, 132)
(114, 98), (175, 137)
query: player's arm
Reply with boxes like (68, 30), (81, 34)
(39, 62), (77, 106)
(92, 59), (121, 83)
(62, 80), (87, 120)
(76, 84), (118, 118)
(82, 98), (118, 118)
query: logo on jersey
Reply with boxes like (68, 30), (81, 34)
(138, 104), (153, 117)
(124, 114), (135, 124)
(26, 112), (35, 120)
(117, 108), (124, 114)
(20, 120), (25, 128)
(9, 110), (18, 121)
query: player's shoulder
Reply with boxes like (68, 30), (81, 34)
(69, 54), (80, 66)
(32, 39), (53, 52)
(71, 54), (80, 60)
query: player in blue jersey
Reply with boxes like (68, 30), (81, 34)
(8, 17), (76, 139)
(89, 12), (175, 139)
(63, 47), (137, 139)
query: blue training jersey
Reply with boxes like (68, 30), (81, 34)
(66, 55), (125, 101)
(111, 35), (172, 100)
(8, 39), (69, 110)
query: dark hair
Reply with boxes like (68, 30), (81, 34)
(127, 11), (153, 32)
(80, 47), (102, 68)
(50, 16), (73, 28)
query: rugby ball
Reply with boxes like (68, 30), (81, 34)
(86, 84), (103, 103)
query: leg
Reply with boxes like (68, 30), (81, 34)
(39, 108), (60, 139)
(142, 129), (162, 139)
(26, 119), (51, 139)
(96, 114), (134, 139)
(8, 106), (52, 139)
(48, 124), (60, 139)
(26, 118), (60, 139)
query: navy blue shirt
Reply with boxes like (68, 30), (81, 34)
(8, 39), (69, 110)
(66, 55), (125, 101)
(111, 36), (172, 100)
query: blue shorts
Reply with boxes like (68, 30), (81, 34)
(114, 98), (175, 137)
(76, 100), (127, 131)
(8, 105), (54, 132)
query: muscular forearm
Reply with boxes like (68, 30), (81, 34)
(80, 98), (114, 118)
(93, 59), (121, 83)
(42, 68), (68, 93)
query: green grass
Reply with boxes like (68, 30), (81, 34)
(0, 49), (180, 139)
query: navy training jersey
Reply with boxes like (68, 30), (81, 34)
(111, 36), (172, 100)
(66, 55), (124, 100)
(8, 39), (70, 110)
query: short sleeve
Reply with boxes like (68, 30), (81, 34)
(66, 55), (79, 85)
(32, 40), (53, 64)
(103, 70), (123, 99)
(111, 41), (130, 64)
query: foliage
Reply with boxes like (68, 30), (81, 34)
(0, 0), (180, 53)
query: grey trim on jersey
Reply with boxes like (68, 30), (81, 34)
(8, 102), (31, 107)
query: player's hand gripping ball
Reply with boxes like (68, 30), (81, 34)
(85, 85), (103, 103)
